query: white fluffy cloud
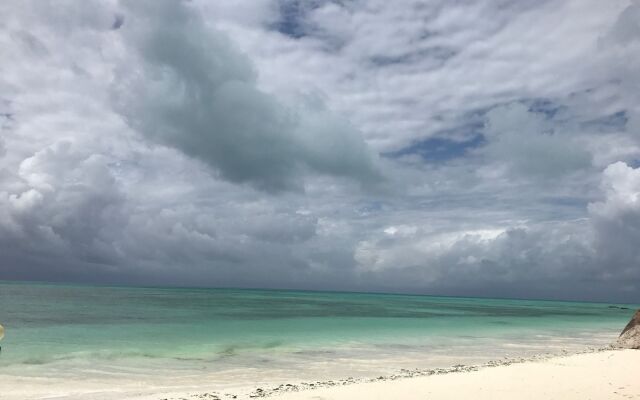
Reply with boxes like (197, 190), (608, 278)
(0, 0), (639, 302)
(588, 162), (640, 286)
(354, 162), (640, 298)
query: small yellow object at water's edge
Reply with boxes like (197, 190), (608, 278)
(0, 323), (4, 341)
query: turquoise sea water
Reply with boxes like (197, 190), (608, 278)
(0, 282), (636, 384)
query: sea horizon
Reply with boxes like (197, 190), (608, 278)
(1, 279), (637, 307)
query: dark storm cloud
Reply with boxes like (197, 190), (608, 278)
(112, 0), (380, 192)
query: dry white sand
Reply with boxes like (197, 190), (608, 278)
(272, 349), (640, 400)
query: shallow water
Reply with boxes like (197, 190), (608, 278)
(0, 282), (636, 385)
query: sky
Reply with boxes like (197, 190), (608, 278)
(1, 0), (639, 302)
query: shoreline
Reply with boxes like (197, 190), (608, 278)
(139, 344), (629, 400)
(1, 344), (637, 399)
(240, 344), (622, 399)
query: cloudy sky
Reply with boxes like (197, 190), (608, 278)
(1, 0), (639, 302)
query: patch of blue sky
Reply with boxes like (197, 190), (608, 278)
(356, 200), (386, 216)
(271, 0), (330, 39)
(369, 46), (457, 67)
(628, 159), (640, 169)
(581, 110), (628, 132)
(384, 133), (485, 163)
(521, 98), (567, 120)
(112, 14), (124, 30)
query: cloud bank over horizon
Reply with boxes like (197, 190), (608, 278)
(1, 0), (639, 302)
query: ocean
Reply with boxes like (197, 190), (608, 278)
(0, 281), (636, 390)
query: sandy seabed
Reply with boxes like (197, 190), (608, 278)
(1, 348), (638, 400)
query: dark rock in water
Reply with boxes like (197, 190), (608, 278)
(616, 309), (640, 349)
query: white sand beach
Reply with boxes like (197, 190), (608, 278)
(1, 349), (638, 400)
(272, 349), (640, 400)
